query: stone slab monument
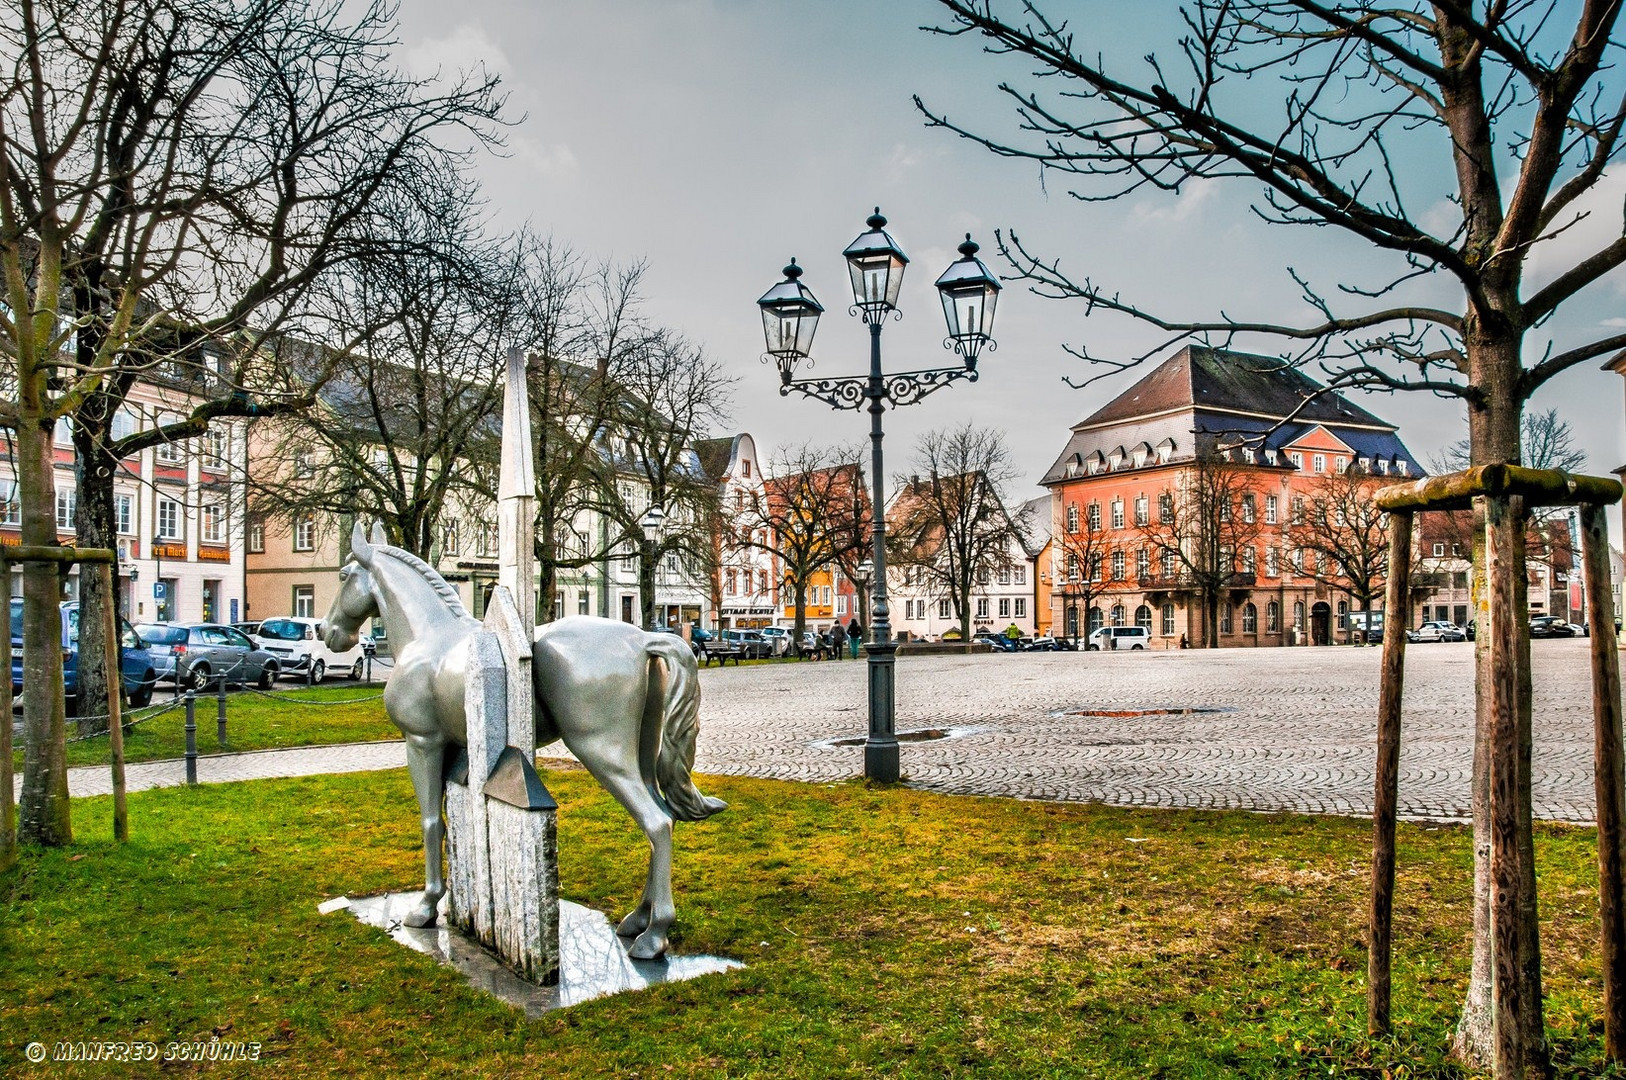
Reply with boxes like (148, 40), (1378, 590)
(443, 347), (560, 985)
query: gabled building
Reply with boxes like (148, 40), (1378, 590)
(1041, 345), (1420, 647)
(695, 432), (780, 630)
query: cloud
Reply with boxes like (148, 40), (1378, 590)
(885, 142), (920, 184)
(1128, 179), (1217, 227)
(1603, 317), (1626, 328)
(511, 135), (578, 179)
(403, 25), (510, 81)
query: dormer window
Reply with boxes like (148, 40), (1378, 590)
(1396, 460), (1409, 476)
(1155, 438), (1176, 464)
(1242, 448), (1256, 464)
(1107, 447), (1124, 471)
(1358, 457), (1370, 472)
(1377, 460), (1390, 475)
(1264, 449), (1279, 466)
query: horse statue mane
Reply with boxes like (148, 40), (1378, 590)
(368, 542), (471, 619)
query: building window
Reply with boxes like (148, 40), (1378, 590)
(1111, 499), (1125, 529)
(442, 520), (459, 557)
(111, 407), (137, 441)
(1433, 542), (1445, 557)
(1221, 603), (1233, 634)
(976, 567), (990, 586)
(1014, 565), (1025, 585)
(1110, 603), (1125, 626)
(1241, 494), (1256, 523)
(998, 597), (1010, 618)
(115, 493), (134, 535)
(205, 427), (229, 469)
(1160, 549), (1177, 579)
(0, 481), (20, 527)
(1266, 601), (1280, 633)
(1161, 603), (1176, 636)
(1219, 497), (1231, 522)
(837, 595), (848, 615)
(1294, 601), (1306, 629)
(760, 570), (769, 594)
(293, 585), (315, 619)
(1066, 503), (1080, 533)
(1335, 457), (1349, 474)
(1014, 598), (1026, 618)
(1111, 550), (1125, 580)
(1135, 604), (1152, 630)
(726, 568), (737, 595)
(56, 486), (76, 530)
(1090, 553), (1104, 582)
(997, 566), (1011, 586)
(1087, 502), (1101, 531)
(1243, 603), (1258, 633)
(1136, 548), (1150, 579)
(1289, 451), (1303, 470)
(1066, 552), (1080, 582)
(976, 597), (990, 619)
(1087, 606), (1103, 634)
(1312, 453), (1326, 474)
(248, 517), (264, 553)
(157, 497), (180, 540)
(579, 593), (590, 615)
(1265, 494), (1279, 524)
(1292, 497), (1305, 524)
(293, 516), (315, 552)
(479, 522), (499, 558)
(1266, 547), (1279, 577)
(1134, 495), (1149, 526)
(54, 417), (73, 445)
(156, 420), (185, 464)
(201, 503), (224, 544)
(1158, 492), (1174, 524)
(938, 599), (951, 620)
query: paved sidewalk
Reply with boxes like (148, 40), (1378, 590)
(40, 638), (1610, 823)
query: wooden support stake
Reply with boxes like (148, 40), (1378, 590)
(101, 564), (127, 844)
(1582, 504), (1626, 1061)
(0, 554), (13, 873)
(1369, 509), (1413, 1035)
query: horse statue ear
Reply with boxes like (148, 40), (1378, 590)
(351, 520), (374, 567)
(370, 520), (388, 546)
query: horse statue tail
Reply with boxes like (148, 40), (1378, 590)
(644, 634), (727, 822)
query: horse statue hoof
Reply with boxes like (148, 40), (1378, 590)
(403, 901), (439, 928)
(616, 909), (651, 937)
(627, 930), (668, 960)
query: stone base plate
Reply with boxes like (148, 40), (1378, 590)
(332, 892), (742, 1017)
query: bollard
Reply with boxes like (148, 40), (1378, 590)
(184, 691), (197, 785)
(216, 674), (228, 747)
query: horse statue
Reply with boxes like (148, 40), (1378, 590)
(322, 521), (725, 959)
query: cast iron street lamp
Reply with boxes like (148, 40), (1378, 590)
(757, 208), (1001, 781)
(639, 503), (666, 630)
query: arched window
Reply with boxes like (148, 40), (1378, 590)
(1087, 606), (1104, 634)
(1266, 601), (1281, 633)
(1161, 603), (1176, 636)
(1066, 605), (1080, 638)
(1293, 601), (1306, 630)
(1110, 604), (1126, 627)
(1135, 604), (1152, 630)
(1243, 603), (1258, 633)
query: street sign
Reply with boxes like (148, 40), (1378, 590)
(153, 581), (167, 600)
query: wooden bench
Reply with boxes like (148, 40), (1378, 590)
(699, 643), (744, 667)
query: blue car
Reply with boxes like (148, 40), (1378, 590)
(8, 599), (159, 710)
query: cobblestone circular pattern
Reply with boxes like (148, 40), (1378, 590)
(638, 638), (1604, 824)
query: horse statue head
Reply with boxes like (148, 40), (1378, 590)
(324, 520), (388, 653)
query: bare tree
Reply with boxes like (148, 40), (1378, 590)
(743, 445), (867, 656)
(590, 332), (733, 632)
(889, 424), (1025, 645)
(1289, 466), (1392, 642)
(0, 0), (502, 843)
(920, 2), (1626, 1064)
(1434, 408), (1588, 477)
(1051, 495), (1114, 645)
(1136, 455), (1264, 648)
(248, 184), (507, 559)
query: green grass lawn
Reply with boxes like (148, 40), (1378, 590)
(13, 686), (401, 772)
(0, 768), (1616, 1077)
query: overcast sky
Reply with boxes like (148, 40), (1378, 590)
(392, 0), (1626, 514)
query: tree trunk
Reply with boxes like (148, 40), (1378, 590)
(1206, 591), (1220, 647)
(72, 411), (121, 734)
(17, 409), (72, 846)
(792, 580), (808, 656)
(639, 542), (657, 631)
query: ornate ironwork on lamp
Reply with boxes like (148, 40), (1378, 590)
(756, 260), (823, 384)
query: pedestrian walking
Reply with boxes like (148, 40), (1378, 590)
(847, 617), (863, 659)
(831, 621), (848, 660)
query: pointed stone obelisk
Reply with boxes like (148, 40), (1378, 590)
(445, 345), (559, 985)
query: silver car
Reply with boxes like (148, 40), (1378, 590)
(135, 622), (279, 690)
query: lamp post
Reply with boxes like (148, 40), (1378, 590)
(639, 503), (666, 631)
(151, 536), (164, 621)
(758, 208), (1001, 782)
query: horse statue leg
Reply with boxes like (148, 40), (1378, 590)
(401, 733), (448, 927)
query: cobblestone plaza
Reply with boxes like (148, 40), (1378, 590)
(673, 638), (1602, 824)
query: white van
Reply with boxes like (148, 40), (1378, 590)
(253, 616), (368, 682)
(1086, 625), (1151, 651)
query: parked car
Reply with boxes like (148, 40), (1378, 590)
(135, 622), (278, 690)
(231, 621), (263, 644)
(720, 629), (772, 659)
(757, 626), (792, 656)
(1529, 615), (1577, 638)
(974, 630), (1022, 653)
(1025, 635), (1061, 652)
(254, 615), (368, 682)
(1086, 625), (1151, 651)
(1409, 620), (1467, 643)
(9, 599), (159, 710)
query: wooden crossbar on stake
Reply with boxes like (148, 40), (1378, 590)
(1365, 468), (1626, 1067)
(0, 546), (126, 871)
